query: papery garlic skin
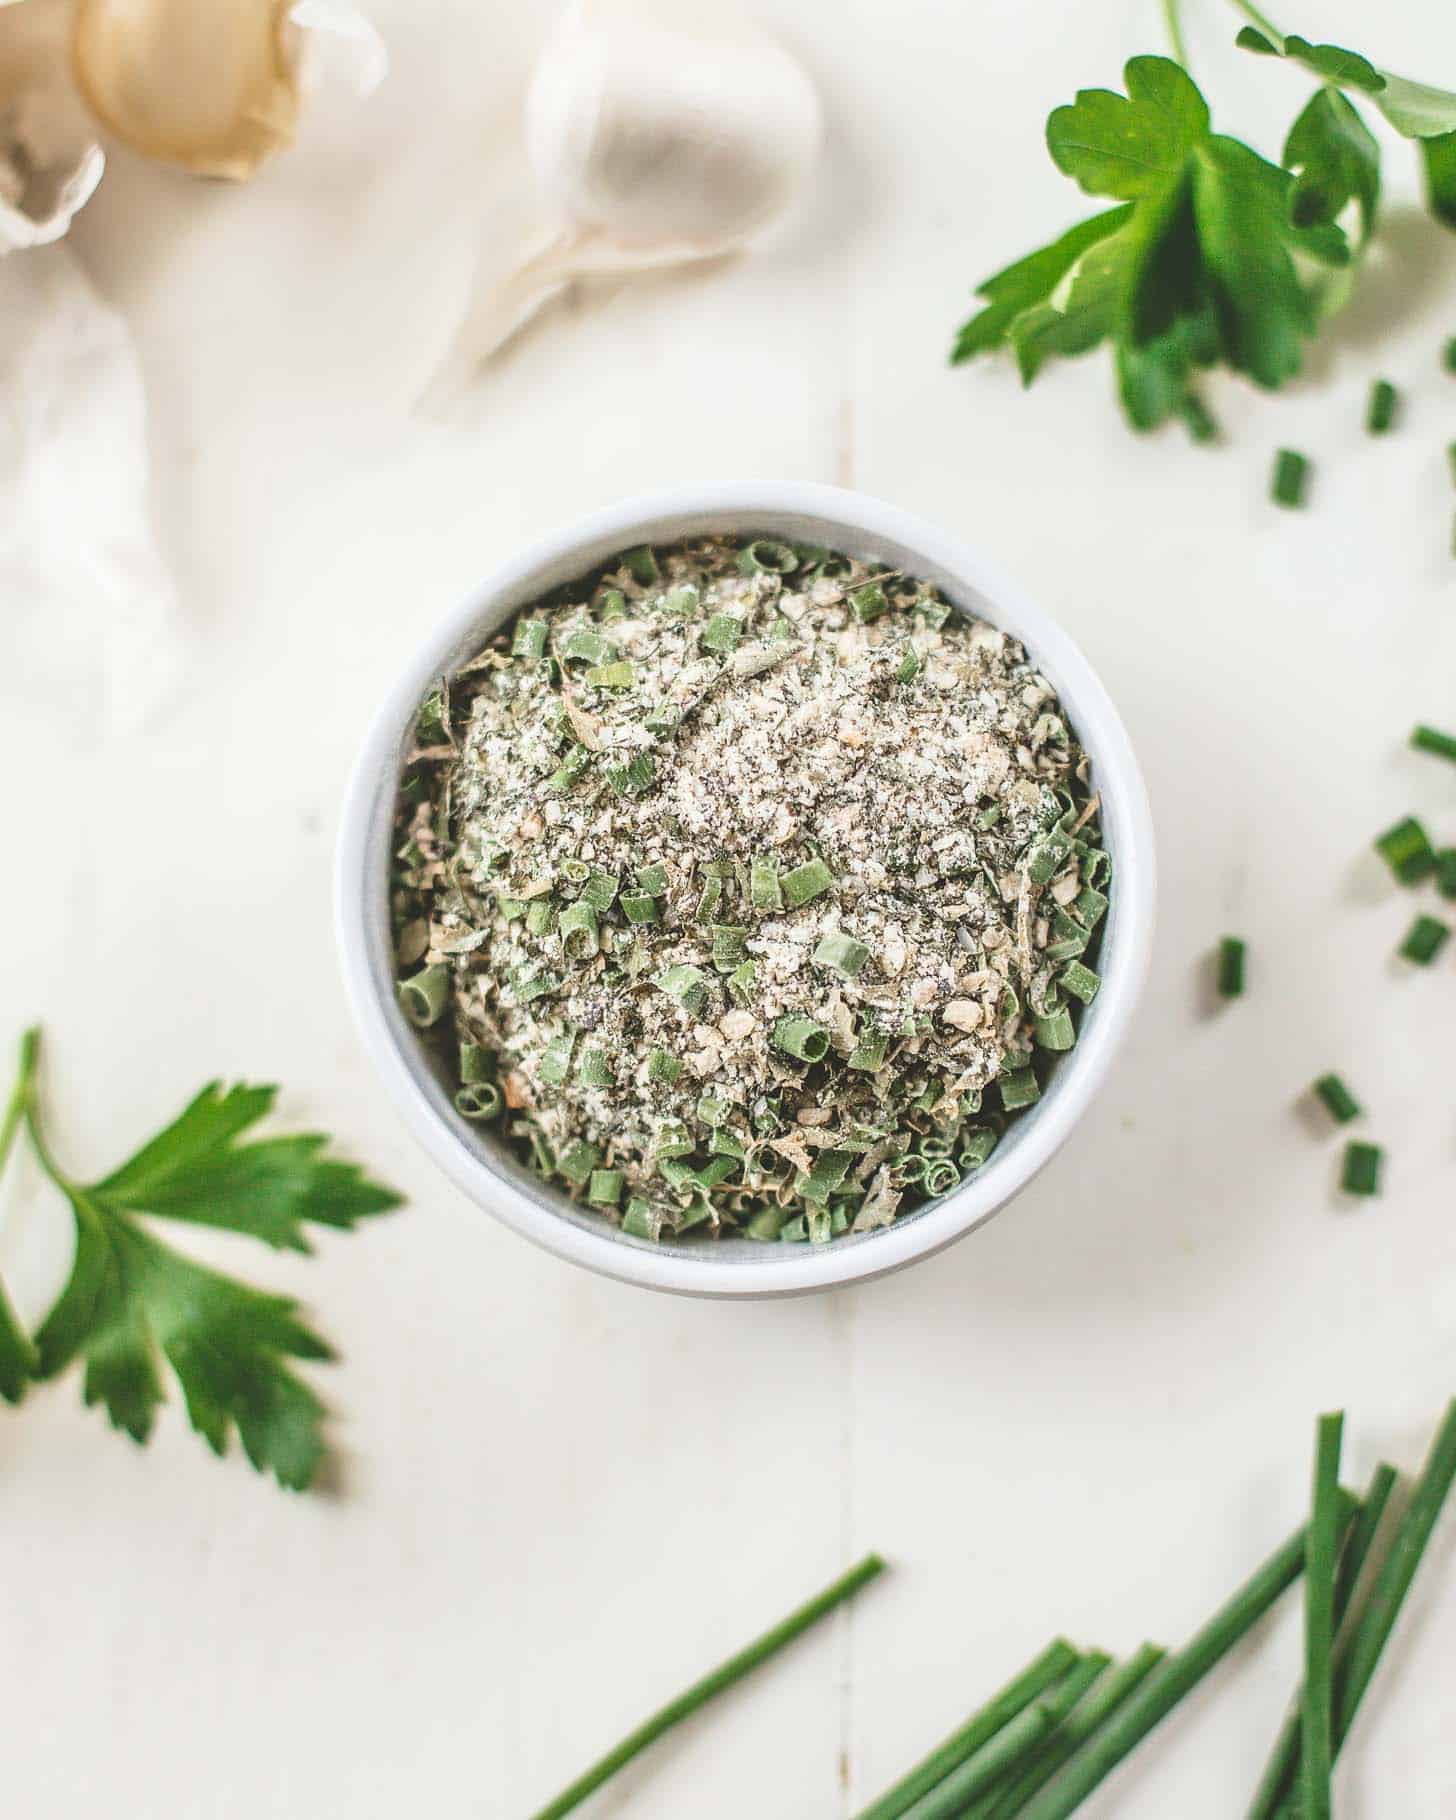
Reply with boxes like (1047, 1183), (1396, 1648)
(71, 0), (385, 181)
(0, 0), (104, 252)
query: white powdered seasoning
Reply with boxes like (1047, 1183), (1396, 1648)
(392, 536), (1109, 1245)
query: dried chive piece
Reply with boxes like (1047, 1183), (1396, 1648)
(1178, 393), (1219, 444)
(850, 581), (888, 623)
(849, 1030), (887, 1073)
(749, 856), (783, 911)
(695, 873), (724, 923)
(556, 1140), (598, 1188)
(547, 745), (593, 793)
(512, 618), (548, 661)
(710, 925), (749, 969)
(1312, 1074), (1361, 1125)
(701, 613), (743, 654)
(416, 689), (448, 743)
(1398, 914), (1449, 964)
(799, 1149), (854, 1202)
(771, 1016), (829, 1063)
(959, 1128), (999, 1171)
(583, 661), (635, 689)
(726, 961), (756, 1005)
(1411, 724), (1456, 763)
(622, 545), (659, 586)
(512, 968), (558, 1004)
(454, 1082), (503, 1120)
(1060, 961), (1100, 1005)
(737, 538), (798, 575)
(529, 1554), (884, 1820)
(1018, 1507), (1352, 1820)
(923, 1157), (960, 1197)
(1331, 1400), (1456, 1757)
(559, 902), (600, 960)
(1435, 850), (1456, 899)
(620, 893), (659, 925)
(587, 1169), (623, 1207)
(1366, 378), (1399, 434)
(999, 1068), (1040, 1110)
(1374, 816), (1435, 885)
(606, 753), (656, 797)
(563, 629), (611, 664)
(1033, 1004), (1075, 1052)
(814, 931), (871, 977)
(1217, 936), (1246, 998)
(655, 965), (709, 1018)
(398, 963), (449, 1028)
(1341, 1141), (1382, 1196)
(635, 862), (668, 896)
(595, 587), (628, 619)
(576, 1048), (613, 1088)
(621, 1197), (657, 1239)
(783, 857), (833, 907)
(1272, 448), (1310, 508)
(852, 1639), (1081, 1820)
(645, 1048), (682, 1085)
(539, 1033), (576, 1085)
(1300, 1413), (1345, 1820)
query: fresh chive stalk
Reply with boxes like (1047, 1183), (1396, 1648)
(852, 1640), (1080, 1820)
(1411, 724), (1456, 763)
(527, 1555), (886, 1820)
(1300, 1413), (1345, 1820)
(1017, 1506), (1352, 1820)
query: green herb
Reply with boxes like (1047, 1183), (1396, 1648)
(559, 901), (600, 960)
(454, 1082), (503, 1120)
(563, 629), (611, 665)
(1060, 961), (1101, 1004)
(1398, 913), (1449, 964)
(1300, 1412), (1345, 1820)
(1446, 337), (1456, 373)
(623, 545), (659, 587)
(1411, 722), (1456, 762)
(587, 1169), (624, 1207)
(1435, 849), (1456, 899)
(1374, 815), (1435, 884)
(1312, 1073), (1361, 1124)
(1217, 935), (1247, 997)
(528, 1554), (885, 1820)
(646, 1048), (683, 1085)
(1341, 1139), (1382, 1195)
(655, 965), (709, 1017)
(557, 1140), (599, 1187)
(772, 1016), (829, 1063)
(1272, 449), (1310, 508)
(1365, 377), (1399, 433)
(636, 861), (669, 896)
(513, 618), (548, 660)
(737, 538), (798, 575)
(999, 1068), (1040, 1110)
(584, 660), (636, 689)
(783, 857), (834, 907)
(749, 855), (783, 910)
(701, 613), (743, 653)
(850, 581), (888, 623)
(814, 931), (871, 977)
(0, 1028), (400, 1490)
(398, 962), (450, 1027)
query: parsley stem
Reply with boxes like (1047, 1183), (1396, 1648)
(527, 1553), (886, 1820)
(1161, 0), (1191, 69)
(0, 1026), (41, 1184)
(1225, 0), (1285, 47)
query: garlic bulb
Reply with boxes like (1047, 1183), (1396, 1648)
(431, 0), (821, 387)
(71, 0), (386, 182)
(0, 0), (103, 252)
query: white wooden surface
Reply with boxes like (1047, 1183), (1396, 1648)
(3, 2), (1456, 1814)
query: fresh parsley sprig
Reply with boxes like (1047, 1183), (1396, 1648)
(0, 1027), (402, 1491)
(953, 4), (1456, 436)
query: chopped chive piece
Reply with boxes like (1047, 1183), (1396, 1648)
(512, 968), (558, 1004)
(587, 1169), (623, 1207)
(576, 1047), (613, 1087)
(850, 581), (888, 623)
(1331, 1399), (1456, 1758)
(526, 899), (556, 939)
(799, 1149), (854, 1202)
(622, 545), (659, 586)
(1435, 850), (1456, 899)
(737, 538), (797, 575)
(695, 1092), (732, 1128)
(528, 1554), (884, 1820)
(621, 1197), (657, 1239)
(655, 964), (709, 1017)
(595, 587), (627, 619)
(546, 746), (593, 792)
(783, 857), (833, 907)
(1374, 816), (1435, 885)
(415, 689), (447, 743)
(813, 931), (871, 977)
(895, 643), (920, 683)
(1033, 1006), (1076, 1051)
(849, 1030), (887, 1073)
(584, 661), (635, 689)
(660, 584), (699, 618)
(959, 1128), (999, 1170)
(749, 856), (783, 910)
(454, 1081), (502, 1120)
(923, 1157), (960, 1197)
(771, 1015), (829, 1063)
(646, 1047), (682, 1085)
(1178, 392), (1219, 443)
(1217, 935), (1246, 998)
(1398, 913), (1449, 964)
(1341, 1140), (1382, 1196)
(557, 1140), (598, 1187)
(496, 896), (528, 923)
(695, 873), (724, 923)
(998, 1068), (1039, 1110)
(620, 892), (659, 925)
(1445, 337), (1456, 374)
(1272, 448), (1310, 508)
(1060, 961), (1100, 1005)
(1018, 1505), (1352, 1820)
(539, 1032), (576, 1085)
(710, 924), (748, 968)
(606, 753), (656, 797)
(1366, 378), (1399, 434)
(635, 862), (669, 896)
(459, 1042), (492, 1084)
(563, 629), (611, 664)
(1312, 1074), (1361, 1125)
(398, 963), (449, 1027)
(745, 1205), (787, 1241)
(853, 1639), (1080, 1820)
(1300, 1412), (1345, 1820)
(701, 613), (743, 653)
(512, 618), (548, 660)
(1411, 723), (1456, 763)
(1026, 831), (1072, 886)
(559, 901), (600, 960)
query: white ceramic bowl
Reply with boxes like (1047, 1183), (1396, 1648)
(337, 483), (1155, 1298)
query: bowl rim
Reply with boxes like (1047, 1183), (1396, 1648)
(335, 481), (1155, 1298)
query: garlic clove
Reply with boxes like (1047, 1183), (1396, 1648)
(70, 0), (385, 182)
(0, 0), (105, 252)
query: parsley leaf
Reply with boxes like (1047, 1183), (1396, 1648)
(953, 55), (1351, 433)
(0, 1028), (402, 1490)
(1283, 87), (1380, 238)
(1235, 18), (1456, 143)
